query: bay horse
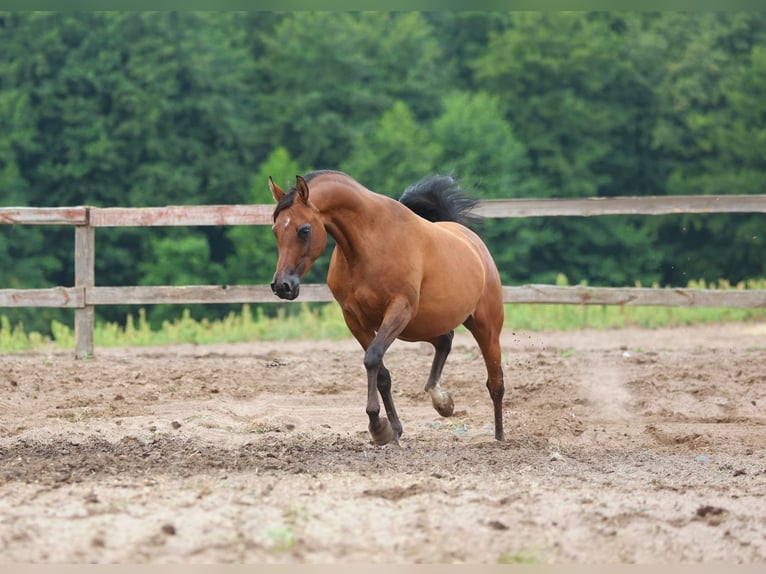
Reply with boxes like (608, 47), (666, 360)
(269, 170), (505, 445)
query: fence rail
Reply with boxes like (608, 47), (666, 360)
(2, 194), (765, 358)
(474, 194), (766, 217)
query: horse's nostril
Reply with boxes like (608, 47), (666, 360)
(282, 282), (291, 293)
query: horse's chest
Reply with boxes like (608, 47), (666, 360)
(328, 246), (421, 329)
(332, 280), (391, 325)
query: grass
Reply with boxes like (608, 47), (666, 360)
(1, 278), (765, 352)
(0, 315), (50, 352)
(497, 548), (544, 564)
(261, 526), (295, 554)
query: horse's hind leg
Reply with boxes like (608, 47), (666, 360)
(463, 316), (505, 441)
(424, 331), (455, 417)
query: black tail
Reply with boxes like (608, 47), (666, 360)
(399, 174), (481, 228)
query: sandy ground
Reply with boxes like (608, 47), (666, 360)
(0, 322), (765, 564)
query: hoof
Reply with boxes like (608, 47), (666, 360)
(430, 389), (454, 418)
(369, 417), (394, 446)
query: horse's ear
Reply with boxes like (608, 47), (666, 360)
(295, 175), (310, 204)
(269, 176), (284, 203)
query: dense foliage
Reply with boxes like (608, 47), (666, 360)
(1, 12), (765, 332)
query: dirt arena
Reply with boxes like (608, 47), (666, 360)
(1, 322), (764, 564)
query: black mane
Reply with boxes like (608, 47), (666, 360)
(272, 170), (344, 222)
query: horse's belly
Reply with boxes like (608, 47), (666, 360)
(398, 313), (469, 342)
(328, 237), (490, 342)
(332, 281), (474, 342)
(397, 266), (483, 340)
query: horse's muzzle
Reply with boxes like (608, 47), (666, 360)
(270, 275), (300, 300)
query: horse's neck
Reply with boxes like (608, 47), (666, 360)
(311, 179), (384, 259)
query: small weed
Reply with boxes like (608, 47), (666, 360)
(262, 526), (295, 554)
(245, 421), (282, 434)
(429, 420), (466, 432)
(64, 407), (94, 423)
(218, 421), (281, 435)
(497, 548), (543, 564)
(148, 431), (163, 443)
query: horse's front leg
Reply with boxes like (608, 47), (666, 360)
(338, 301), (408, 446)
(363, 298), (412, 446)
(376, 363), (403, 442)
(364, 349), (395, 445)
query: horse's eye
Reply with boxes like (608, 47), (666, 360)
(297, 224), (311, 239)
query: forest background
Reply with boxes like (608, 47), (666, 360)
(1, 12), (764, 333)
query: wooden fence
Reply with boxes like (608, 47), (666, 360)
(2, 194), (766, 358)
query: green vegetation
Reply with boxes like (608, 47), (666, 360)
(1, 12), (766, 335)
(2, 278), (764, 352)
(497, 548), (544, 564)
(44, 304), (353, 350)
(260, 526), (295, 554)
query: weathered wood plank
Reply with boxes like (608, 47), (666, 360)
(74, 226), (96, 359)
(89, 205), (274, 227)
(87, 284), (335, 305)
(83, 284), (766, 308)
(0, 207), (88, 225)
(6, 196), (763, 227)
(2, 284), (762, 309)
(474, 195), (766, 218)
(503, 285), (766, 308)
(0, 288), (83, 308)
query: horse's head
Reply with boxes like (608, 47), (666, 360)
(269, 175), (328, 300)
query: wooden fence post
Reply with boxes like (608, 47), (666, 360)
(74, 212), (94, 359)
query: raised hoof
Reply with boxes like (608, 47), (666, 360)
(369, 417), (394, 446)
(430, 389), (455, 418)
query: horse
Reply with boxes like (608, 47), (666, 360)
(269, 170), (505, 445)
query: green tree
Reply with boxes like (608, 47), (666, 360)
(0, 12), (262, 330)
(422, 12), (514, 90)
(251, 12), (449, 171)
(430, 91), (530, 197)
(472, 12), (667, 285)
(340, 100), (439, 194)
(650, 13), (766, 284)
